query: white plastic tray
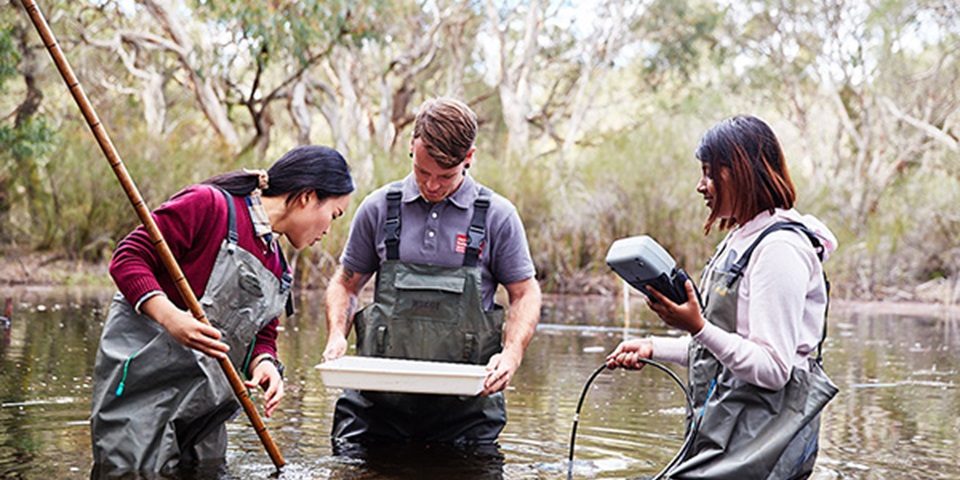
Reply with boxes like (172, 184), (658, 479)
(315, 356), (490, 395)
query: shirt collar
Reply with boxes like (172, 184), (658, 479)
(400, 172), (478, 209)
(245, 192), (275, 251)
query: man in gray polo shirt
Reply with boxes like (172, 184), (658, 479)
(322, 97), (542, 449)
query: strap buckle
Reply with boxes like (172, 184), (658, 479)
(466, 225), (485, 250)
(384, 218), (401, 241)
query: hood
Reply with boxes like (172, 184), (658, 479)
(780, 210), (838, 262)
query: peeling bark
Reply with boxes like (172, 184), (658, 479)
(483, 0), (541, 160)
(289, 77), (312, 145)
(139, 0), (240, 151)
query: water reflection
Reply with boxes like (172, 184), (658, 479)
(1, 287), (959, 479)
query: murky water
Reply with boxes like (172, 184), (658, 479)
(1, 287), (958, 479)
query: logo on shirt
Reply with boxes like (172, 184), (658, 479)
(455, 234), (484, 257)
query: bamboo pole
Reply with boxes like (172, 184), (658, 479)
(18, 0), (285, 469)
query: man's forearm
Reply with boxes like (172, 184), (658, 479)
(324, 266), (371, 338)
(325, 281), (357, 339)
(502, 278), (542, 357)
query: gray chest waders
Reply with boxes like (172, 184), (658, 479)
(331, 184), (507, 446)
(668, 222), (838, 480)
(90, 189), (291, 474)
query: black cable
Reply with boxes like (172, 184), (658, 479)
(566, 363), (607, 480)
(566, 359), (697, 480)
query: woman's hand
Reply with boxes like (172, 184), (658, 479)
(606, 338), (654, 370)
(141, 295), (230, 359)
(246, 356), (285, 417)
(645, 280), (705, 335)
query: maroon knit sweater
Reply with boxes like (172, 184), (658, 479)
(109, 184), (282, 360)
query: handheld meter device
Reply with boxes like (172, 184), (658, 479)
(605, 235), (691, 304)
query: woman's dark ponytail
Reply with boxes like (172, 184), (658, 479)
(203, 171), (261, 196)
(204, 145), (355, 203)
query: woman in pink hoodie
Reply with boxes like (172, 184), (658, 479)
(607, 115), (838, 480)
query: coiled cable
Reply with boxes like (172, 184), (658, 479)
(566, 359), (699, 480)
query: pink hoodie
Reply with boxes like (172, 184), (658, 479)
(651, 208), (838, 390)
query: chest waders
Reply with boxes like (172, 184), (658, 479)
(90, 189), (291, 475)
(332, 184), (507, 447)
(667, 222), (838, 480)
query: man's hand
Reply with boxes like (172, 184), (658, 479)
(481, 349), (522, 395)
(481, 277), (541, 396)
(322, 265), (371, 362)
(321, 335), (349, 363)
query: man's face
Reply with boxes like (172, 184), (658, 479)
(411, 138), (472, 203)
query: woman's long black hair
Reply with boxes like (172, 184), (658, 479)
(204, 145), (355, 204)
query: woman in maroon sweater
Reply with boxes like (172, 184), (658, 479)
(91, 145), (354, 476)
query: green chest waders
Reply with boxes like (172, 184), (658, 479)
(331, 185), (507, 447)
(91, 189), (292, 475)
(668, 222), (838, 480)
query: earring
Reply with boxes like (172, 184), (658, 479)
(409, 152), (413, 158)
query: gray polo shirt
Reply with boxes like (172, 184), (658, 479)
(340, 173), (536, 310)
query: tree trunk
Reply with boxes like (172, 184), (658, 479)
(484, 0), (540, 161)
(12, 19), (48, 237)
(289, 77), (312, 146)
(139, 0), (240, 152)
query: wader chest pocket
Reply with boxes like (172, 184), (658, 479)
(393, 272), (467, 323)
(237, 262), (264, 297)
(394, 272), (466, 293)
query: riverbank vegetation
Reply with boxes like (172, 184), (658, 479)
(1, 1), (958, 303)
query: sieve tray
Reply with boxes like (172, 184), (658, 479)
(315, 356), (490, 395)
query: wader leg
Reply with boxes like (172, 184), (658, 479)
(780, 416), (821, 480)
(332, 389), (507, 448)
(183, 424), (227, 464)
(332, 389), (409, 449)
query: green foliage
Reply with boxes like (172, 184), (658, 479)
(1, 0), (958, 302)
(0, 96), (230, 259)
(638, 0), (723, 83)
(477, 118), (721, 294)
(0, 116), (55, 161)
(0, 117), (57, 244)
(852, 169), (960, 298)
(0, 26), (19, 92)
(194, 0), (391, 67)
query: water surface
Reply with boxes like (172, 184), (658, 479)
(1, 287), (958, 479)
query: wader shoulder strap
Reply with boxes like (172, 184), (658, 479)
(463, 187), (491, 268)
(726, 221), (824, 286)
(385, 182), (403, 261)
(726, 220), (831, 363)
(382, 183), (491, 267)
(278, 247), (295, 317)
(212, 186), (239, 250)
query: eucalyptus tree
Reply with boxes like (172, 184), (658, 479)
(479, 0), (721, 162)
(716, 0), (960, 298)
